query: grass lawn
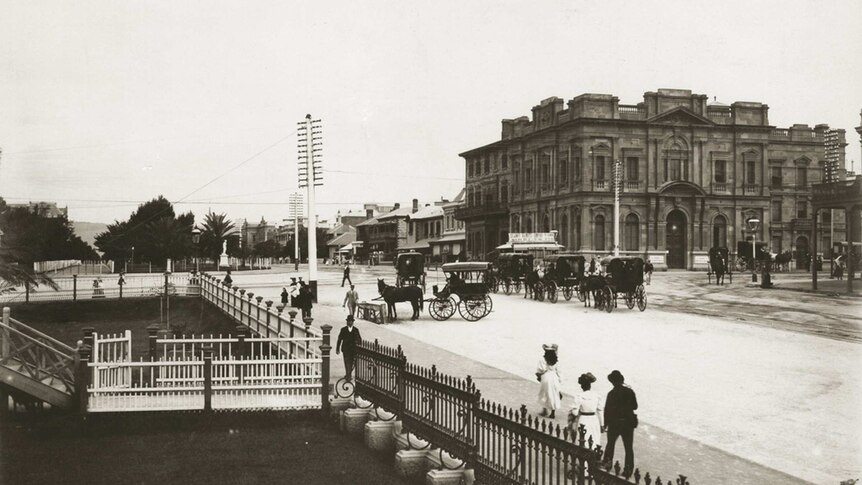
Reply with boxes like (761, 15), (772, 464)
(6, 298), (238, 359)
(0, 412), (409, 485)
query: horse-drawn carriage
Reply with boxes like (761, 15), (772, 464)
(540, 253), (587, 303)
(591, 256), (647, 313)
(708, 247), (732, 285)
(496, 253), (533, 295)
(394, 251), (426, 292)
(427, 262), (493, 321)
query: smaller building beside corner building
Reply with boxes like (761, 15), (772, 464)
(456, 88), (847, 270)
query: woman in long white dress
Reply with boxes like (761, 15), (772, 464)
(536, 344), (561, 418)
(568, 372), (604, 449)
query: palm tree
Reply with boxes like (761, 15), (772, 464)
(0, 233), (58, 295)
(200, 212), (238, 263)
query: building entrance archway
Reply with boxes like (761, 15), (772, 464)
(666, 210), (687, 269)
(795, 236), (809, 270)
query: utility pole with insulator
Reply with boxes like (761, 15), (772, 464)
(287, 192), (303, 271)
(297, 114), (323, 301)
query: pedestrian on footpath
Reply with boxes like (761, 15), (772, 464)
(336, 314), (362, 381)
(298, 281), (313, 319)
(343, 284), (359, 318)
(281, 287), (289, 308)
(342, 262), (352, 287)
(568, 373), (603, 448)
(602, 370), (638, 477)
(288, 277), (299, 307)
(536, 344), (562, 419)
(223, 270), (233, 287)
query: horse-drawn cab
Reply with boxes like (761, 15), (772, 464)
(541, 253), (587, 303)
(428, 262), (493, 321)
(496, 253), (534, 295)
(593, 256), (647, 313)
(708, 247), (732, 285)
(395, 251), (426, 292)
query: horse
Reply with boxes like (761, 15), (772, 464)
(580, 274), (606, 308)
(377, 279), (424, 321)
(774, 251), (792, 272)
(524, 270), (541, 300)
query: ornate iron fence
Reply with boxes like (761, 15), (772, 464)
(353, 338), (690, 485)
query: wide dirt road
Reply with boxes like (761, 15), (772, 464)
(231, 265), (862, 484)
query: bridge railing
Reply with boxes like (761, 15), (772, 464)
(0, 308), (77, 396)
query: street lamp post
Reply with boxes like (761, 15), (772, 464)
(747, 217), (761, 283)
(613, 158), (622, 257)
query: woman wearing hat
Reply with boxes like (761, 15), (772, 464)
(568, 372), (603, 448)
(536, 344), (562, 419)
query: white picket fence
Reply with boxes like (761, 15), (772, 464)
(86, 331), (325, 413)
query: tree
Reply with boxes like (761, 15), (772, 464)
(253, 239), (282, 258)
(0, 197), (60, 294)
(95, 196), (195, 266)
(199, 212), (238, 262)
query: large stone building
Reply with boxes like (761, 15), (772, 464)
(457, 88), (846, 269)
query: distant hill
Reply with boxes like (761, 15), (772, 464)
(71, 221), (108, 249)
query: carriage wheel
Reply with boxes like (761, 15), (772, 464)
(577, 284), (586, 302)
(534, 282), (545, 302)
(429, 297), (456, 321)
(562, 286), (573, 301)
(603, 287), (614, 313)
(503, 280), (512, 295)
(492, 278), (499, 294)
(458, 298), (487, 321)
(546, 282), (558, 304)
(636, 285), (647, 312)
(513, 280), (522, 294)
(625, 291), (636, 310)
(481, 295), (493, 318)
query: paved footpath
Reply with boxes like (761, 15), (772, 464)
(316, 302), (807, 484)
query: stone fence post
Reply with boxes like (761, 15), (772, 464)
(320, 324), (332, 415)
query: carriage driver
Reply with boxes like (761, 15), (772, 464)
(448, 271), (464, 291)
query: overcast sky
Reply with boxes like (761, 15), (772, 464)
(1, 0), (860, 226)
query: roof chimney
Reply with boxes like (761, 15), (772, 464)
(366, 209), (374, 219)
(394, 203), (400, 210)
(412, 199), (419, 213)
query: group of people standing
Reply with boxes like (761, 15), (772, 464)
(281, 277), (313, 319)
(536, 344), (639, 477)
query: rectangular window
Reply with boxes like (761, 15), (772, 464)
(501, 154), (508, 170)
(771, 167), (782, 188)
(714, 160), (727, 183)
(746, 161), (756, 185)
(772, 200), (782, 222)
(669, 159), (682, 181)
(541, 163), (550, 190)
(772, 236), (782, 253)
(796, 167), (807, 187)
(484, 158), (490, 174)
(626, 157), (639, 180)
(558, 157), (568, 187)
(797, 203), (807, 219)
(573, 157), (581, 181)
(525, 166), (533, 192)
(595, 156), (606, 180)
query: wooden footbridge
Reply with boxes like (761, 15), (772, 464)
(0, 274), (333, 415)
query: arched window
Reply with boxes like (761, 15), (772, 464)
(573, 213), (581, 249)
(712, 215), (727, 248)
(624, 214), (639, 251)
(511, 214), (520, 233)
(525, 217), (533, 233)
(594, 215), (605, 251)
(542, 215), (550, 233)
(560, 214), (569, 248)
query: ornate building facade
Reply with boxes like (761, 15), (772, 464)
(457, 88), (845, 269)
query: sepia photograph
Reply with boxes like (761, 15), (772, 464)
(0, 1), (860, 484)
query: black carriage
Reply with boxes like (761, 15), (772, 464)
(496, 253), (534, 295)
(394, 252), (426, 292)
(708, 247), (732, 284)
(428, 262), (493, 321)
(540, 253), (587, 304)
(594, 256), (647, 313)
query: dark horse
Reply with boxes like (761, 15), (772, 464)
(580, 274), (606, 308)
(524, 270), (541, 300)
(377, 279), (424, 320)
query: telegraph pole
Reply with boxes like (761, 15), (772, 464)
(287, 193), (303, 271)
(297, 114), (323, 301)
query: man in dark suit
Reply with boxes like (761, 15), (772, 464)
(602, 370), (638, 477)
(336, 315), (362, 381)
